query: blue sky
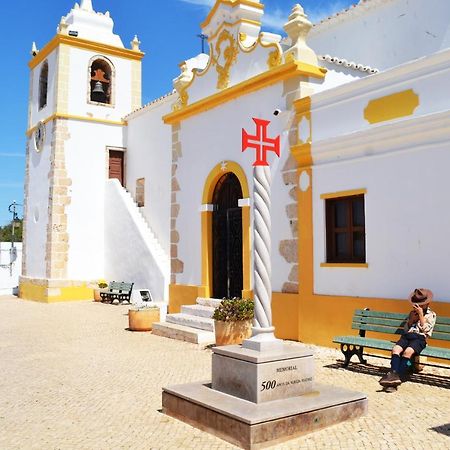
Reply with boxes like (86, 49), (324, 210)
(0, 0), (354, 226)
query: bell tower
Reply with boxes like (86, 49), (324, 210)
(20, 0), (144, 302)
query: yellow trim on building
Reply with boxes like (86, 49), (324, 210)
(202, 161), (250, 203)
(169, 284), (204, 313)
(201, 0), (264, 29)
(207, 19), (261, 42)
(291, 143), (312, 168)
(364, 89), (419, 124)
(26, 113), (126, 136)
(199, 161), (251, 300)
(320, 263), (369, 268)
(19, 280), (93, 303)
(241, 205), (251, 295)
(289, 96), (450, 351)
(320, 188), (367, 200)
(294, 96), (311, 115)
(272, 292), (299, 341)
(201, 210), (213, 298)
(29, 34), (144, 70)
(163, 61), (326, 125)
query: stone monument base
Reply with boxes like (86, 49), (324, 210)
(162, 381), (367, 449)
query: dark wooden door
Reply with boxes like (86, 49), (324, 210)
(109, 150), (124, 186)
(212, 173), (243, 299)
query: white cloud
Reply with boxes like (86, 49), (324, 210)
(177, 0), (351, 31)
(261, 8), (286, 30)
(263, 1), (350, 31)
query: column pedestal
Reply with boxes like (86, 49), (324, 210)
(162, 342), (368, 449)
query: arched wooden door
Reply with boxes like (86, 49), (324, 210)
(212, 173), (243, 299)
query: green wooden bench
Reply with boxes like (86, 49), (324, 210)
(100, 281), (134, 304)
(333, 309), (450, 370)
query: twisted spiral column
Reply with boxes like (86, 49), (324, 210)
(252, 166), (272, 329)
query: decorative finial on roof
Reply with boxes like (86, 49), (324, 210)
(80, 0), (94, 11)
(31, 42), (39, 57)
(283, 3), (317, 66)
(131, 35), (141, 52)
(58, 16), (69, 35)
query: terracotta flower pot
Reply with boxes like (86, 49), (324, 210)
(214, 319), (253, 346)
(93, 289), (101, 302)
(128, 308), (160, 332)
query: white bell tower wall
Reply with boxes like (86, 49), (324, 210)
(20, 1), (143, 302)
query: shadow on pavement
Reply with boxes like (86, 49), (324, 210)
(429, 424), (450, 436)
(324, 361), (450, 389)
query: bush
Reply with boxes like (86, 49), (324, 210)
(98, 280), (108, 289)
(212, 297), (254, 322)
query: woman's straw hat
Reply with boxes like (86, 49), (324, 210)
(408, 288), (433, 307)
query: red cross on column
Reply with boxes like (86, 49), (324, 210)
(242, 118), (280, 166)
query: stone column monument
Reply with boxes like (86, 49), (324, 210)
(162, 4), (367, 449)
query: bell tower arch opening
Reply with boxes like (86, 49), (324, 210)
(38, 60), (49, 110)
(89, 56), (114, 105)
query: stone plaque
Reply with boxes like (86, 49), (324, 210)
(212, 345), (315, 403)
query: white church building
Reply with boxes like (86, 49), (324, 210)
(20, 0), (450, 346)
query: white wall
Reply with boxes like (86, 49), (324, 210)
(24, 128), (51, 278)
(309, 0), (450, 71)
(0, 243), (22, 295)
(67, 47), (134, 120)
(125, 95), (175, 256)
(30, 51), (58, 127)
(312, 48), (450, 145)
(65, 121), (125, 280)
(311, 49), (450, 302)
(176, 83), (293, 290)
(104, 179), (169, 302)
(313, 140), (450, 302)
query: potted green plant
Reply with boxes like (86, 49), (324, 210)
(94, 280), (108, 302)
(128, 304), (160, 332)
(212, 297), (254, 346)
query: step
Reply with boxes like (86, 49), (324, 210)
(166, 313), (215, 332)
(196, 297), (223, 308)
(181, 304), (215, 318)
(152, 322), (215, 345)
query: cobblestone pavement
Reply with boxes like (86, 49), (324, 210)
(0, 295), (449, 450)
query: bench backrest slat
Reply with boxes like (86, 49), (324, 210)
(108, 281), (134, 292)
(430, 332), (450, 341)
(352, 323), (404, 335)
(352, 309), (450, 342)
(355, 309), (406, 320)
(353, 316), (406, 327)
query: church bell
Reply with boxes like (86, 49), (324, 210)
(92, 81), (105, 94)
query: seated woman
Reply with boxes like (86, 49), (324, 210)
(379, 288), (437, 387)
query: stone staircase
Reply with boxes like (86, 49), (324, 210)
(152, 297), (222, 345)
(105, 179), (170, 302)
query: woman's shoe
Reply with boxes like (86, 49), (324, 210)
(379, 371), (402, 387)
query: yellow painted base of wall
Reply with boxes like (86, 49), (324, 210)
(272, 292), (299, 341)
(298, 292), (450, 353)
(168, 283), (450, 360)
(19, 279), (94, 303)
(169, 284), (207, 313)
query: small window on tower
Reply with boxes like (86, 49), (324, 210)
(89, 58), (112, 104)
(39, 61), (49, 110)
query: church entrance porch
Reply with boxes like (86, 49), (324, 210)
(212, 172), (243, 299)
